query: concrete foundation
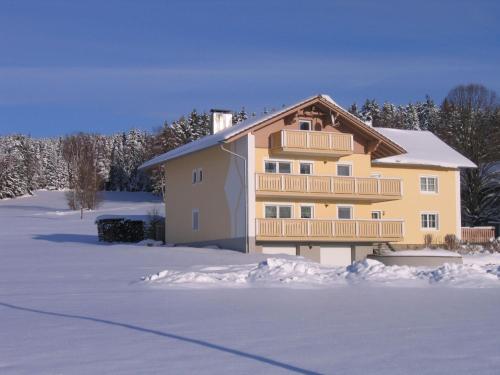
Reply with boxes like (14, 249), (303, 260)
(368, 254), (463, 267)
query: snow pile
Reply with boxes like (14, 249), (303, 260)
(144, 257), (500, 288)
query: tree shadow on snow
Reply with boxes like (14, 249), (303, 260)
(32, 233), (100, 245)
(0, 301), (320, 375)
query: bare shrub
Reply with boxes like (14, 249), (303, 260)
(485, 238), (500, 253)
(424, 234), (433, 248)
(62, 134), (103, 218)
(145, 207), (163, 240)
(444, 234), (459, 251)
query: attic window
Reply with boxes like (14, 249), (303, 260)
(299, 120), (311, 131)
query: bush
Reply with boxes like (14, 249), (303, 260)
(424, 233), (433, 248)
(97, 218), (144, 243)
(444, 234), (459, 251)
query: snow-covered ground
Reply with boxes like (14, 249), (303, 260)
(1, 191), (500, 374)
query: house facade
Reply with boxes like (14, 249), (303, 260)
(141, 95), (476, 266)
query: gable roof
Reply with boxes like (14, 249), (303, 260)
(372, 128), (476, 169)
(140, 94), (406, 170)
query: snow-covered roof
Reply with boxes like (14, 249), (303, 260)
(140, 95), (325, 169)
(140, 94), (407, 169)
(373, 128), (476, 169)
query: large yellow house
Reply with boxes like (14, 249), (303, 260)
(141, 95), (475, 266)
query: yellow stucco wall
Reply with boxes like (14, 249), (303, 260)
(370, 165), (459, 245)
(164, 145), (232, 243)
(255, 147), (459, 245)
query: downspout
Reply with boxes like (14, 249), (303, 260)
(219, 141), (249, 254)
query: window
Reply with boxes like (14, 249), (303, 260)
(299, 162), (313, 175)
(371, 211), (382, 220)
(300, 205), (313, 219)
(420, 176), (438, 193)
(265, 161), (291, 174)
(192, 209), (199, 231)
(279, 206), (292, 218)
(299, 120), (311, 131)
(192, 168), (203, 184)
(264, 161), (276, 173)
(265, 204), (292, 219)
(336, 164), (352, 177)
(421, 213), (439, 229)
(337, 206), (352, 220)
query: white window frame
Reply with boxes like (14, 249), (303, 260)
(420, 176), (438, 193)
(299, 204), (314, 219)
(299, 119), (311, 131)
(420, 212), (439, 230)
(336, 162), (353, 177)
(192, 209), (200, 231)
(371, 211), (382, 220)
(299, 161), (314, 175)
(264, 203), (294, 219)
(337, 205), (353, 220)
(264, 159), (293, 174)
(192, 168), (203, 184)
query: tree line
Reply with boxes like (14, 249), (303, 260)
(0, 84), (498, 227)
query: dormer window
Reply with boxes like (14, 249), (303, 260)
(299, 120), (311, 131)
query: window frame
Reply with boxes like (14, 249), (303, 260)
(192, 169), (197, 184)
(300, 204), (314, 219)
(299, 119), (311, 131)
(299, 161), (313, 175)
(264, 203), (294, 219)
(264, 159), (292, 174)
(420, 212), (439, 230)
(336, 163), (353, 177)
(371, 211), (382, 220)
(420, 176), (439, 193)
(192, 209), (200, 231)
(337, 205), (353, 220)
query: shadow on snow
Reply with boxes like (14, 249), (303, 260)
(32, 233), (100, 245)
(0, 302), (320, 375)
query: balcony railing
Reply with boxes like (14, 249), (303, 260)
(270, 130), (353, 156)
(256, 173), (402, 200)
(256, 218), (404, 241)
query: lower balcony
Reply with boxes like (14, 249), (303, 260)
(256, 173), (402, 202)
(256, 218), (404, 242)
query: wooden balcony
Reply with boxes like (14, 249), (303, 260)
(270, 130), (353, 157)
(256, 218), (404, 242)
(256, 173), (402, 202)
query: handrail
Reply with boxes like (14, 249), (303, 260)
(256, 172), (401, 181)
(256, 218), (404, 238)
(274, 129), (354, 152)
(256, 173), (402, 196)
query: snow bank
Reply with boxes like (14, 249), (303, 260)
(144, 257), (500, 288)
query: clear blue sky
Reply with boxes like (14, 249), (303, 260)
(0, 0), (499, 136)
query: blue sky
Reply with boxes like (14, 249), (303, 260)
(0, 0), (499, 136)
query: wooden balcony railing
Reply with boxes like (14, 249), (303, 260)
(256, 173), (402, 200)
(256, 218), (404, 241)
(270, 130), (353, 156)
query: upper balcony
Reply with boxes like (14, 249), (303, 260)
(270, 130), (353, 157)
(256, 173), (402, 202)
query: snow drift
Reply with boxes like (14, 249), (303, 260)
(144, 257), (500, 288)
